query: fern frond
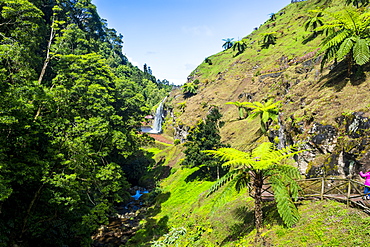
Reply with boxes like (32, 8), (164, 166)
(203, 148), (249, 162)
(337, 37), (354, 60)
(261, 111), (269, 124)
(222, 158), (253, 168)
(234, 173), (251, 192)
(353, 37), (370, 65)
(206, 170), (237, 196)
(252, 142), (273, 159)
(270, 176), (300, 227)
(276, 164), (302, 180)
(322, 29), (351, 51)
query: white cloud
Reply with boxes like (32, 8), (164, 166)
(182, 25), (213, 36)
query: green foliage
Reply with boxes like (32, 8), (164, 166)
(204, 142), (303, 230)
(0, 0), (170, 245)
(244, 99), (281, 134)
(151, 227), (187, 246)
(316, 7), (370, 71)
(204, 57), (213, 65)
(261, 32), (277, 49)
(225, 101), (250, 119)
(174, 139), (181, 145)
(222, 38), (234, 50)
(182, 108), (228, 179)
(232, 40), (248, 55)
(181, 82), (198, 96)
(304, 10), (324, 34)
(177, 101), (186, 113)
(345, 0), (369, 7)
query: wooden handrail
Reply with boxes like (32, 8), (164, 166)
(264, 177), (370, 213)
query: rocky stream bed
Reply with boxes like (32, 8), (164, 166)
(92, 187), (151, 246)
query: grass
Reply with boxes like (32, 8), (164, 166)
(132, 143), (370, 246)
(168, 0), (370, 162)
(136, 0), (370, 245)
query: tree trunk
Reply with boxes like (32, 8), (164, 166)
(38, 17), (55, 85)
(253, 171), (264, 238)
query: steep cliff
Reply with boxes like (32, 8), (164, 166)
(164, 0), (370, 178)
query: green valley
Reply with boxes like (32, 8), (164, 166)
(1, 0), (370, 246)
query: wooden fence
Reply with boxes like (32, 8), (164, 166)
(262, 177), (370, 214)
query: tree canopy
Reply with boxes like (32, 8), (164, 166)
(0, 0), (171, 245)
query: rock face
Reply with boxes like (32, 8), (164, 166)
(279, 112), (370, 178)
(174, 125), (190, 143)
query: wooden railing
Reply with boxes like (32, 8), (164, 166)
(262, 177), (370, 214)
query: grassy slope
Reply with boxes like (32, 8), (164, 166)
(166, 0), (370, 150)
(129, 0), (370, 246)
(130, 144), (370, 246)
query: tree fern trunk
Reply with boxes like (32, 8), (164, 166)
(254, 171), (263, 237)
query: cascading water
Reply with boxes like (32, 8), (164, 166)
(149, 97), (166, 134)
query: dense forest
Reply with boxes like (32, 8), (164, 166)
(0, 0), (171, 246)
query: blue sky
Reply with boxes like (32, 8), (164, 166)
(92, 0), (291, 85)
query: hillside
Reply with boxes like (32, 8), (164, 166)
(164, 0), (370, 176)
(129, 0), (370, 246)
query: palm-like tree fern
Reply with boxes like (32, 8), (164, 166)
(203, 142), (303, 235)
(244, 99), (281, 134)
(181, 82), (198, 96)
(316, 7), (370, 74)
(222, 38), (234, 50)
(261, 32), (277, 49)
(269, 12), (276, 21)
(232, 40), (248, 55)
(304, 10), (324, 33)
(225, 101), (249, 119)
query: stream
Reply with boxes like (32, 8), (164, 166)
(92, 187), (150, 246)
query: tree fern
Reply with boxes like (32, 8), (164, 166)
(316, 7), (370, 72)
(204, 142), (304, 235)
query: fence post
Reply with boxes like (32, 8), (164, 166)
(320, 177), (324, 200)
(347, 179), (351, 207)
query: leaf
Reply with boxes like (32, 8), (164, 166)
(262, 111), (269, 124)
(270, 176), (300, 227)
(337, 37), (354, 60)
(353, 38), (370, 65)
(206, 170), (237, 196)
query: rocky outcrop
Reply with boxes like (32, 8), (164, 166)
(174, 125), (190, 143)
(279, 112), (370, 178)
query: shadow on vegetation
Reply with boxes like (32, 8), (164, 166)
(220, 202), (285, 246)
(302, 32), (318, 45)
(126, 192), (171, 246)
(185, 166), (228, 182)
(319, 61), (367, 92)
(140, 157), (172, 187)
(120, 149), (156, 185)
(220, 206), (255, 245)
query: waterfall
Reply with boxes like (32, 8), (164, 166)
(150, 97), (166, 134)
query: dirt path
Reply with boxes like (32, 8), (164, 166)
(148, 134), (173, 144)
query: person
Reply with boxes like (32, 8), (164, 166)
(360, 170), (370, 200)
